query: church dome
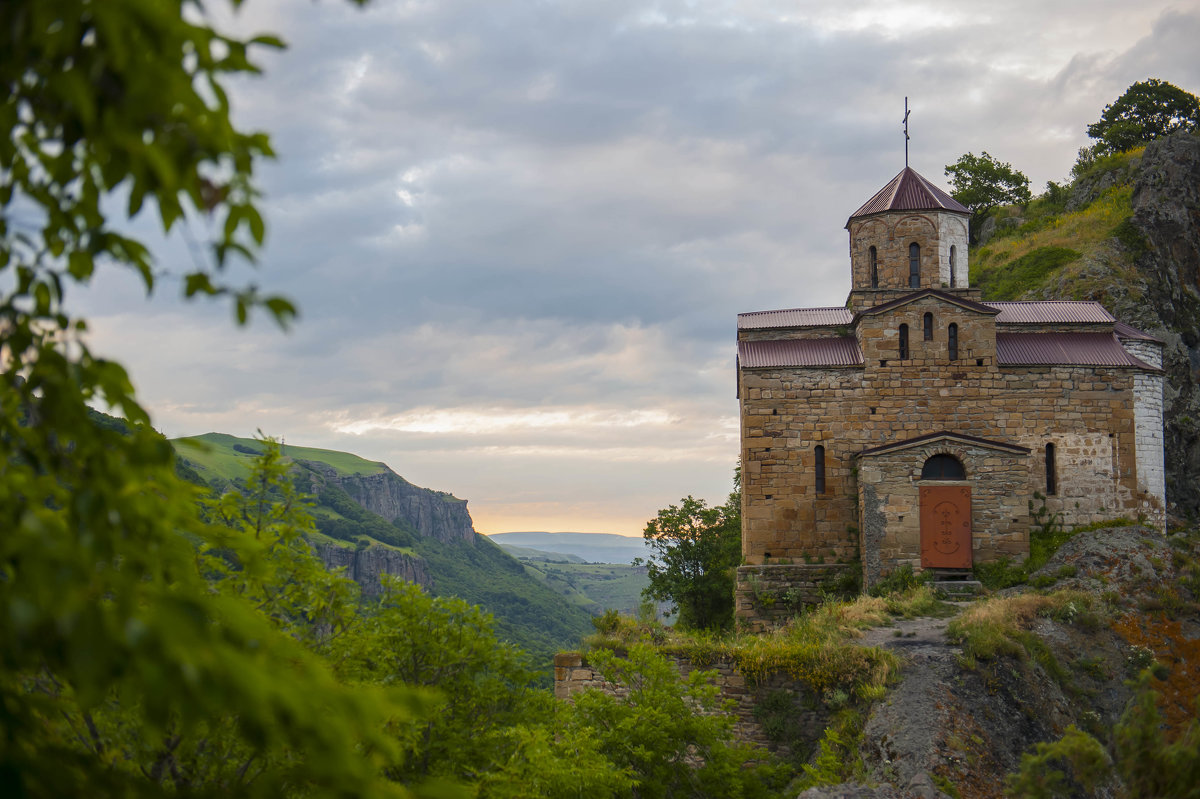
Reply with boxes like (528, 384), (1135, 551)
(847, 166), (969, 225)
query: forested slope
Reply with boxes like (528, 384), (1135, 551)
(173, 432), (595, 668)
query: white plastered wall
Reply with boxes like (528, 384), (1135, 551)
(935, 213), (970, 288)
(1123, 339), (1166, 529)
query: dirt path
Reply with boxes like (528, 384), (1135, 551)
(852, 610), (967, 798)
(798, 610), (969, 799)
(856, 608), (963, 658)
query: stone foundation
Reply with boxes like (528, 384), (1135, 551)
(734, 564), (858, 629)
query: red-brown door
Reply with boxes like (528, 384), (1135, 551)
(920, 485), (972, 568)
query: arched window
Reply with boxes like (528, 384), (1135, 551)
(921, 454), (965, 480)
(814, 445), (826, 494)
(869, 246), (879, 288)
(923, 312), (933, 341)
(909, 243), (921, 288)
(899, 324), (909, 359)
(949, 245), (957, 288)
(948, 322), (958, 360)
(1045, 443), (1057, 495)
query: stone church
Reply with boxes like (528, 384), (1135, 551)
(735, 165), (1166, 608)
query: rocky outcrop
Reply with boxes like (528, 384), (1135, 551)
(1035, 134), (1200, 518)
(1067, 151), (1143, 212)
(331, 470), (475, 544)
(298, 460), (477, 544)
(1126, 133), (1200, 517)
(849, 524), (1191, 798)
(315, 542), (432, 596)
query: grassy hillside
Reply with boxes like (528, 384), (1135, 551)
(970, 148), (1144, 303)
(521, 561), (655, 616)
(174, 432), (389, 488)
(169, 431), (593, 671)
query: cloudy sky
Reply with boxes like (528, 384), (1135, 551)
(78, 0), (1200, 536)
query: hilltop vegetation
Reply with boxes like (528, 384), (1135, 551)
(178, 432), (391, 481)
(969, 147), (1146, 305)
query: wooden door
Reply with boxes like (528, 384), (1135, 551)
(920, 485), (972, 568)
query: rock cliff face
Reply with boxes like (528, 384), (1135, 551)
(297, 460), (476, 594)
(314, 542), (432, 596)
(330, 470), (476, 545)
(1122, 134), (1200, 517)
(1094, 133), (1200, 513)
(1033, 134), (1200, 517)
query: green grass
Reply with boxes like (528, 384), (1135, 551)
(583, 588), (953, 694)
(976, 246), (1081, 300)
(971, 176), (1138, 302)
(976, 514), (1135, 590)
(526, 562), (653, 615)
(947, 591), (1096, 684)
(173, 432), (390, 485)
(302, 526), (417, 557)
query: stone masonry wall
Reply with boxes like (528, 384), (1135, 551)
(847, 211), (970, 311)
(553, 651), (829, 759)
(935, 213), (970, 288)
(738, 325), (852, 343)
(858, 297), (997, 369)
(857, 441), (1029, 588)
(734, 564), (857, 629)
(739, 315), (1148, 569)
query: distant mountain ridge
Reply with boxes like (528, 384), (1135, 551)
(488, 531), (651, 564)
(171, 432), (594, 666)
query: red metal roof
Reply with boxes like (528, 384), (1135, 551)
(996, 332), (1156, 369)
(1114, 320), (1163, 343)
(739, 337), (863, 368)
(987, 301), (1114, 325)
(848, 167), (969, 221)
(737, 307), (853, 330)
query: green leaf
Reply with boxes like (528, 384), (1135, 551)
(263, 296), (297, 326)
(250, 34), (287, 49)
(184, 272), (220, 297)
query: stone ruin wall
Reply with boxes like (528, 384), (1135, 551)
(553, 651), (828, 759)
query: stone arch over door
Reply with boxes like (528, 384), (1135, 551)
(919, 454), (971, 569)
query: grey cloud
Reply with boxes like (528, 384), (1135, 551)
(79, 0), (1200, 532)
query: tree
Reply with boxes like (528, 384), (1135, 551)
(635, 471), (742, 630)
(944, 151), (1032, 241)
(568, 644), (785, 799)
(0, 2), (430, 796)
(332, 580), (545, 785)
(1086, 78), (1200, 156)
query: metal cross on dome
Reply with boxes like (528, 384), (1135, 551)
(902, 97), (911, 167)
